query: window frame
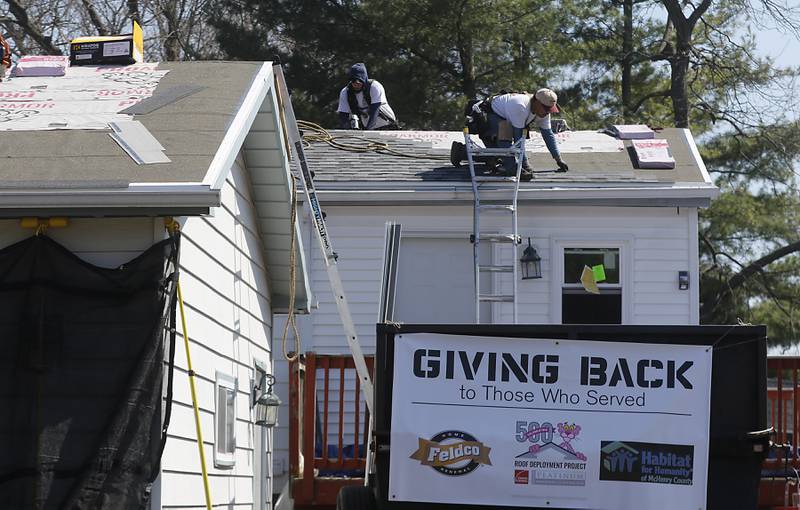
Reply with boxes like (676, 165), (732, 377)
(550, 237), (632, 324)
(214, 371), (237, 468)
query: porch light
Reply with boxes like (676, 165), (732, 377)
(520, 238), (542, 280)
(252, 373), (281, 427)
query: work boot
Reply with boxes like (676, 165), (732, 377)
(450, 141), (467, 167)
(520, 161), (533, 181)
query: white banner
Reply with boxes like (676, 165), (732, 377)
(389, 333), (712, 509)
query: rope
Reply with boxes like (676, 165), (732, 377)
(297, 120), (450, 161)
(281, 177), (301, 362)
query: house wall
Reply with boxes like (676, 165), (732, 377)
(0, 154), (275, 510)
(160, 154), (274, 510)
(271, 202), (699, 487)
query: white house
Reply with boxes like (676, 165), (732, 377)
(271, 126), (718, 492)
(0, 61), (310, 510)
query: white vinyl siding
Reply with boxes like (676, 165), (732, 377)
(0, 217), (160, 268)
(161, 153), (273, 510)
(303, 204), (695, 338)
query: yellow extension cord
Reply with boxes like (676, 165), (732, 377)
(166, 218), (213, 510)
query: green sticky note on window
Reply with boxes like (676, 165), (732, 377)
(592, 264), (606, 282)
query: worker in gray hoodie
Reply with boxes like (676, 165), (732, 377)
(337, 63), (398, 130)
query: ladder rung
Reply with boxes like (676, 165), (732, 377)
(479, 265), (514, 273)
(470, 147), (523, 157)
(479, 294), (515, 302)
(478, 204), (515, 212)
(474, 175), (517, 183)
(477, 234), (519, 243)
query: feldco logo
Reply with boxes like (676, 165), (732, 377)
(600, 441), (694, 485)
(410, 430), (492, 476)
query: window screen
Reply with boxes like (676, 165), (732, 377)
(215, 372), (236, 467)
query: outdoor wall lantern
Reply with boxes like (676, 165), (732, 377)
(252, 372), (281, 428)
(520, 238), (542, 280)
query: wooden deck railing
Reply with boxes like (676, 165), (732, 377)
(289, 353), (375, 509)
(765, 357), (800, 469)
(760, 357), (800, 509)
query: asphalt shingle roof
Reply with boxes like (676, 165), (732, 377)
(302, 128), (707, 187)
(0, 61), (261, 187)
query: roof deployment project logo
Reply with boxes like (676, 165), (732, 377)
(600, 441), (694, 485)
(410, 430), (492, 476)
(514, 420), (588, 486)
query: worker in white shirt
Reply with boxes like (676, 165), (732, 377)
(337, 63), (398, 130)
(451, 89), (569, 180)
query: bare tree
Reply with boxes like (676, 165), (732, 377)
(0, 0), (221, 61)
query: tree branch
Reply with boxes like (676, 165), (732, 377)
(5, 0), (62, 54)
(81, 0), (109, 36)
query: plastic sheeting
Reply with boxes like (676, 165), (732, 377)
(0, 233), (179, 509)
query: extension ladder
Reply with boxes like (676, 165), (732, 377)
(462, 127), (526, 324)
(274, 64), (374, 414)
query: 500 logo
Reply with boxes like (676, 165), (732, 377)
(513, 420), (588, 487)
(410, 430), (492, 476)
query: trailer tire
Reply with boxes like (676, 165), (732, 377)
(336, 485), (376, 510)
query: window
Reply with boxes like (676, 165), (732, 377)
(214, 372), (237, 468)
(562, 247), (622, 324)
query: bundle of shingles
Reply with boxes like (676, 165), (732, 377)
(610, 124), (675, 169)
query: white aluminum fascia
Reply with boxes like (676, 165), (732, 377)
(0, 183), (218, 208)
(202, 62), (274, 191)
(306, 183), (720, 203)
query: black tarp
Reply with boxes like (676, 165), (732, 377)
(0, 233), (179, 509)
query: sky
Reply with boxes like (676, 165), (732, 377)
(753, 23), (800, 69)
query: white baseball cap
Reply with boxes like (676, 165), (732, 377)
(535, 88), (559, 113)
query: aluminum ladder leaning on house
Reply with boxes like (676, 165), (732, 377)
(273, 64), (374, 414)
(462, 127), (526, 324)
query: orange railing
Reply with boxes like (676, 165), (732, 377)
(760, 358), (800, 509)
(289, 353), (374, 509)
(766, 357), (800, 469)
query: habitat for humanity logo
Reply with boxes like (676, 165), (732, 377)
(514, 421), (588, 486)
(410, 430), (492, 476)
(600, 441), (694, 485)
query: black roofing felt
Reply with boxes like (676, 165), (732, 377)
(302, 128), (706, 186)
(0, 61), (262, 187)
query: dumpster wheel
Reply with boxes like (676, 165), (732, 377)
(336, 486), (376, 510)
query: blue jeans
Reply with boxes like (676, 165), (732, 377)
(485, 113), (528, 172)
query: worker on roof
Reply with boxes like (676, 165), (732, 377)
(451, 89), (569, 180)
(337, 63), (398, 130)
